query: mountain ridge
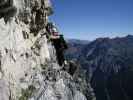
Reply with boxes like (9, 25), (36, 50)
(66, 34), (133, 100)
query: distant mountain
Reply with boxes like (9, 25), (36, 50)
(67, 39), (90, 45)
(65, 39), (90, 59)
(66, 35), (133, 100)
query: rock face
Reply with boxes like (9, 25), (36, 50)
(0, 0), (90, 100)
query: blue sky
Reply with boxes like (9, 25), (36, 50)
(50, 0), (133, 40)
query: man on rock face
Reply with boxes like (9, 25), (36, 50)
(46, 22), (68, 66)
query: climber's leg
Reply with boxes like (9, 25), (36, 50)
(56, 49), (64, 66)
(51, 38), (64, 66)
(59, 35), (68, 49)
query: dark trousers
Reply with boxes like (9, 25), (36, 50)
(52, 39), (65, 66)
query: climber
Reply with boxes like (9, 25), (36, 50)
(0, 0), (17, 22)
(46, 22), (68, 66)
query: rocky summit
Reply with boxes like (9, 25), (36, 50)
(0, 0), (95, 100)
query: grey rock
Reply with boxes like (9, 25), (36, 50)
(0, 0), (93, 100)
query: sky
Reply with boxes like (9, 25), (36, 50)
(50, 0), (133, 40)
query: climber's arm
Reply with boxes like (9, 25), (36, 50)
(50, 35), (60, 39)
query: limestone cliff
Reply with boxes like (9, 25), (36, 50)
(0, 0), (94, 100)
